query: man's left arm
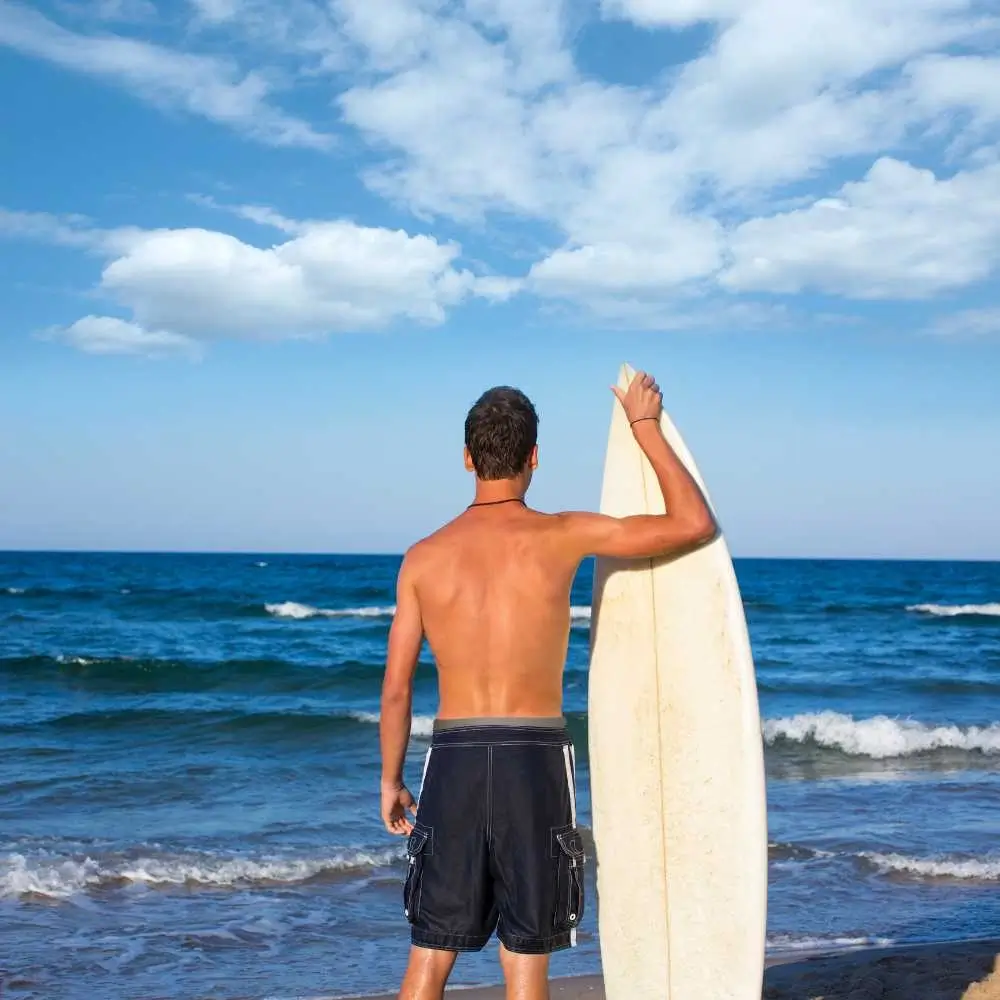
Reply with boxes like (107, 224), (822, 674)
(379, 552), (423, 835)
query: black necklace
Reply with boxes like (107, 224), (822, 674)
(467, 497), (526, 509)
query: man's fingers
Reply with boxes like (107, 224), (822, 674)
(408, 802), (418, 816)
(610, 386), (624, 402)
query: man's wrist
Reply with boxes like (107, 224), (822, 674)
(631, 418), (662, 441)
(381, 776), (404, 790)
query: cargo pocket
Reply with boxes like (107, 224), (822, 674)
(551, 826), (585, 930)
(402, 823), (432, 924)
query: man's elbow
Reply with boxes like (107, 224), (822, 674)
(380, 681), (412, 712)
(666, 512), (717, 555)
(687, 512), (718, 548)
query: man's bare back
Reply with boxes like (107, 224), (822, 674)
(379, 372), (717, 1000)
(406, 505), (581, 719)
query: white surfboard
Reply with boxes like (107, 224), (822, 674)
(588, 363), (767, 1000)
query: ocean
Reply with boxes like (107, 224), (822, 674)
(1, 552), (999, 999)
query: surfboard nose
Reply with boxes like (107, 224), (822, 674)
(618, 362), (636, 388)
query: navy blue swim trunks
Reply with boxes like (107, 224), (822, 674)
(402, 718), (585, 955)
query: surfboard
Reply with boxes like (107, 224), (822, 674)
(587, 362), (768, 1000)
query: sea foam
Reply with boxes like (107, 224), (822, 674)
(352, 712), (435, 738)
(1, 847), (406, 900)
(908, 603), (1000, 618)
(265, 602), (395, 620)
(766, 933), (895, 953)
(763, 711), (1000, 758)
(861, 852), (1000, 881)
(266, 602), (593, 625)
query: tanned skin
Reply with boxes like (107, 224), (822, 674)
(379, 372), (717, 1000)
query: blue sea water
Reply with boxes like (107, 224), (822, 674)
(1, 552), (999, 999)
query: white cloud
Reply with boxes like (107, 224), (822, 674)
(0, 2), (329, 148)
(329, 0), (1000, 323)
(8, 0), (1000, 334)
(6, 206), (514, 352)
(908, 54), (1000, 126)
(529, 221), (723, 298)
(600, 0), (748, 28)
(724, 158), (1000, 298)
(931, 307), (1000, 338)
(0, 208), (103, 248)
(49, 316), (202, 359)
(188, 0), (241, 24)
(98, 222), (496, 338)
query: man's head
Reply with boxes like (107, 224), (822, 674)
(464, 387), (539, 482)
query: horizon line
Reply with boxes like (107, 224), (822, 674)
(1, 548), (998, 565)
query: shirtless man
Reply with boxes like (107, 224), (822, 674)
(379, 371), (716, 1000)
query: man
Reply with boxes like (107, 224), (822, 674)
(379, 371), (716, 1000)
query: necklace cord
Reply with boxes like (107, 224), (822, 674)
(467, 497), (526, 509)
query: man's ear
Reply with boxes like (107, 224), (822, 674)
(463, 446), (475, 473)
(529, 445), (539, 470)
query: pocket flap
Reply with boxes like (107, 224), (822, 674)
(554, 827), (585, 860)
(407, 824), (431, 857)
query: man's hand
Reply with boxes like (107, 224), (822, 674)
(611, 370), (662, 427)
(382, 781), (417, 836)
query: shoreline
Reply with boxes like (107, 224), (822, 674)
(341, 937), (1000, 1000)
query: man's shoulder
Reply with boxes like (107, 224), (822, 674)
(399, 524), (453, 568)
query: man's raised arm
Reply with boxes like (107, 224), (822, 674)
(561, 371), (717, 561)
(379, 552), (422, 835)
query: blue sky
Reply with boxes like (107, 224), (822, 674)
(1, 0), (999, 558)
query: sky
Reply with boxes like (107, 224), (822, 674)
(1, 0), (999, 559)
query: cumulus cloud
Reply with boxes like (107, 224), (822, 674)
(907, 54), (1000, 127)
(4, 207), (514, 355)
(724, 159), (1000, 299)
(330, 0), (1000, 318)
(0, 2), (328, 148)
(7, 0), (1000, 335)
(49, 316), (202, 359)
(99, 222), (499, 337)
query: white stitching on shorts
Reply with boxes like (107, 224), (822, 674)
(562, 744), (577, 827)
(418, 746), (433, 802)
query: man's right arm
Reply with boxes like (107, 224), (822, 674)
(561, 371), (718, 561)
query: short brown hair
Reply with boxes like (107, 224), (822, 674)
(464, 387), (538, 480)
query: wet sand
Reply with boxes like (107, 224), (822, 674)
(353, 938), (1000, 1000)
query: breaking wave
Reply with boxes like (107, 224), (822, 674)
(763, 712), (1000, 758)
(766, 933), (894, 954)
(265, 601), (395, 620)
(860, 852), (1000, 881)
(908, 603), (1000, 619)
(1, 847), (405, 900)
(266, 601), (593, 625)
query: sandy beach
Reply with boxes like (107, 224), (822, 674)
(354, 939), (1000, 1000)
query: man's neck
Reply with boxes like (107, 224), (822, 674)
(471, 479), (527, 507)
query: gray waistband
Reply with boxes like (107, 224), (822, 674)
(432, 716), (566, 732)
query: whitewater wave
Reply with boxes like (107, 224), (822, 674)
(1, 847), (405, 900)
(265, 601), (395, 620)
(4, 587), (25, 595)
(767, 933), (894, 954)
(352, 712), (435, 738)
(908, 603), (1000, 618)
(861, 852), (1000, 881)
(267, 601), (593, 624)
(763, 711), (1000, 758)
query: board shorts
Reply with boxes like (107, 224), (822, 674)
(402, 718), (585, 955)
